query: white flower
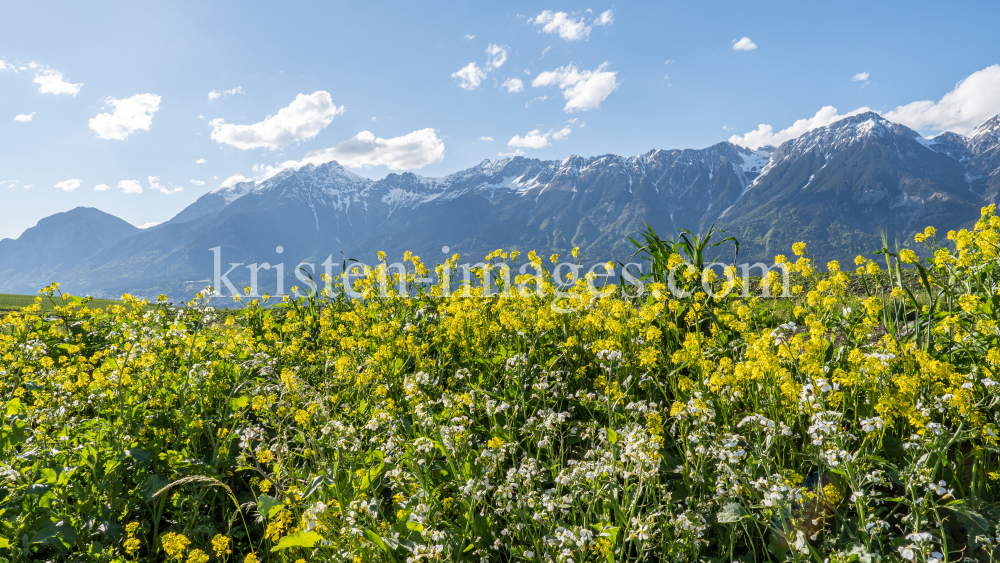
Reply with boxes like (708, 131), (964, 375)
(898, 546), (915, 560)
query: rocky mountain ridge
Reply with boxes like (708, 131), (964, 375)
(2, 112), (998, 299)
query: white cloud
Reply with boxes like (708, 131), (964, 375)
(221, 174), (252, 188)
(452, 62), (487, 90)
(884, 64), (1000, 134)
(498, 149), (526, 157)
(541, 46), (552, 59)
(23, 185), (32, 190)
(728, 106), (871, 149)
(195, 158), (207, 164)
(525, 95), (549, 108)
(118, 180), (143, 193)
(138, 222), (161, 229)
(732, 37), (757, 51)
(532, 62), (620, 112)
(508, 126), (572, 148)
(465, 34), (476, 40)
(208, 86), (245, 101)
(148, 176), (183, 194)
(551, 126), (572, 140)
(532, 11), (591, 41)
(191, 179), (205, 186)
(14, 112), (34, 122)
(94, 184), (111, 191)
(54, 179), (81, 191)
(0, 60), (12, 71)
(479, 136), (495, 141)
(209, 91), (344, 150)
(851, 72), (869, 82)
(727, 66), (1000, 149)
(503, 77), (525, 93)
(509, 130), (550, 149)
(486, 44), (508, 69)
(594, 10), (614, 26)
(262, 129), (445, 177)
(88, 94), (162, 140)
(33, 69), (82, 95)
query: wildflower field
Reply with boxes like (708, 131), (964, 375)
(4, 209), (1000, 563)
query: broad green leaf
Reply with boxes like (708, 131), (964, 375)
(717, 502), (746, 523)
(271, 530), (323, 551)
(257, 494), (284, 518)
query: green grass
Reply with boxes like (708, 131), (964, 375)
(0, 293), (123, 313)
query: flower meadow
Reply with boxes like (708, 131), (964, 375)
(4, 210), (1000, 563)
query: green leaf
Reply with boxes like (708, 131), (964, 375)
(271, 530), (323, 551)
(607, 428), (618, 445)
(365, 530), (389, 552)
(716, 502), (746, 523)
(257, 494), (285, 518)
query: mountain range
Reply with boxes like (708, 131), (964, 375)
(2, 111), (998, 299)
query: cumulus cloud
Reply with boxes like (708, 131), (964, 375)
(479, 136), (495, 141)
(89, 94), (162, 140)
(532, 62), (620, 112)
(191, 179), (205, 186)
(503, 78), (525, 93)
(465, 34), (476, 40)
(551, 126), (572, 140)
(884, 64), (1000, 134)
(54, 179), (81, 191)
(138, 222), (161, 229)
(208, 86), (245, 101)
(851, 72), (869, 82)
(0, 60), (12, 71)
(261, 129), (445, 178)
(532, 10), (611, 41)
(14, 113), (34, 122)
(209, 91), (344, 150)
(452, 62), (487, 90)
(94, 184), (111, 191)
(508, 126), (572, 149)
(508, 130), (550, 149)
(33, 69), (82, 95)
(732, 37), (757, 51)
(729, 65), (1000, 149)
(149, 176), (183, 194)
(195, 158), (207, 164)
(728, 106), (872, 149)
(118, 180), (143, 193)
(221, 174), (252, 188)
(486, 44), (508, 69)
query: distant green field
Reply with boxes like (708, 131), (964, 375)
(0, 293), (123, 313)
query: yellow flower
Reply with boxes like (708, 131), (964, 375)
(244, 554), (259, 563)
(898, 248), (918, 264)
(212, 535), (232, 559)
(572, 246), (580, 258)
(792, 242), (807, 256)
(188, 549), (210, 563)
(160, 532), (190, 560)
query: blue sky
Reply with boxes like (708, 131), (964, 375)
(2, 0), (999, 240)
